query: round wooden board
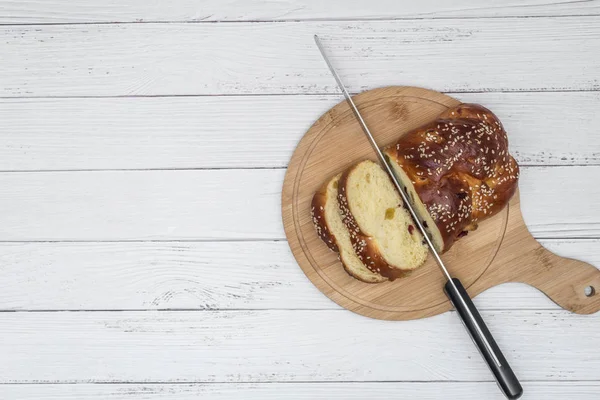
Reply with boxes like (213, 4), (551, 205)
(282, 86), (600, 320)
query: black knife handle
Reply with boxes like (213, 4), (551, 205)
(444, 278), (523, 400)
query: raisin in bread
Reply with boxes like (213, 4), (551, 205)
(384, 103), (519, 252)
(338, 160), (428, 280)
(311, 174), (387, 283)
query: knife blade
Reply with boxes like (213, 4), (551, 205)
(314, 34), (523, 400)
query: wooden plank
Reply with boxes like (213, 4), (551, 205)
(1, 0), (599, 23)
(0, 166), (597, 241)
(0, 239), (596, 311)
(0, 309), (598, 382)
(2, 18), (600, 97)
(1, 382), (599, 400)
(0, 168), (285, 241)
(1, 91), (599, 171)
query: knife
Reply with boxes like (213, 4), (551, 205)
(314, 34), (523, 400)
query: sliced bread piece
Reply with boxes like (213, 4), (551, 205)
(338, 160), (428, 280)
(311, 174), (387, 283)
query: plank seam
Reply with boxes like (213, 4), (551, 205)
(0, 308), (566, 313)
(1, 88), (600, 100)
(0, 164), (593, 173)
(0, 236), (595, 243)
(2, 13), (600, 26)
(0, 237), (593, 243)
(0, 379), (597, 384)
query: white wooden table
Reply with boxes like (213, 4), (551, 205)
(1, 1), (600, 399)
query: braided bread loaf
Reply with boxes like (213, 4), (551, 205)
(384, 103), (519, 252)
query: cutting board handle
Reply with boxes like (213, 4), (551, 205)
(518, 240), (600, 314)
(497, 196), (600, 314)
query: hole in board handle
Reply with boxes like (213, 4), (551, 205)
(584, 286), (596, 297)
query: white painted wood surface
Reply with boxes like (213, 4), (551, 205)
(0, 310), (598, 382)
(1, 382), (599, 400)
(0, 167), (597, 241)
(0, 239), (596, 311)
(2, 18), (600, 97)
(1, 2), (599, 399)
(1, 92), (600, 170)
(1, 0), (599, 23)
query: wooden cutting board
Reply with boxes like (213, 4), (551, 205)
(282, 86), (600, 321)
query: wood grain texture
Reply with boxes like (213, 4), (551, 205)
(3, 18), (600, 97)
(0, 239), (596, 311)
(0, 2), (598, 398)
(1, 382), (599, 400)
(0, 166), (597, 241)
(282, 86), (600, 319)
(0, 169), (285, 241)
(0, 310), (598, 382)
(1, 0), (599, 23)
(1, 91), (600, 171)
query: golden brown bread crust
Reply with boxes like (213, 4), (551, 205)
(385, 103), (519, 251)
(341, 257), (385, 283)
(337, 165), (409, 281)
(310, 180), (339, 253)
(311, 176), (386, 283)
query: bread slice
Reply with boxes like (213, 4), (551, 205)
(338, 160), (428, 280)
(311, 174), (387, 283)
